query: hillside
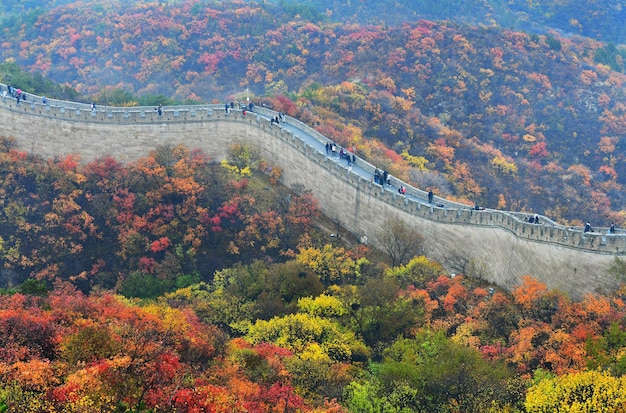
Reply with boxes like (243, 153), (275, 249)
(3, 1), (626, 225)
(0, 140), (626, 411)
(5, 3), (626, 410)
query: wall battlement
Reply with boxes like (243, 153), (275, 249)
(0, 94), (622, 299)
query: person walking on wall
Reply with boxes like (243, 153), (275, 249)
(428, 189), (434, 204)
(92, 102), (96, 112)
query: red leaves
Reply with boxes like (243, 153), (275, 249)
(150, 236), (171, 252)
(529, 141), (549, 158)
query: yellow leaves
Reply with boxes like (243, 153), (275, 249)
(392, 95), (414, 112)
(526, 370), (626, 413)
(378, 77), (396, 93)
(245, 313), (362, 362)
(385, 255), (442, 288)
(227, 240), (240, 255)
(491, 155), (518, 176)
(401, 150), (428, 170)
(297, 294), (347, 317)
(296, 244), (358, 284)
(269, 165), (282, 184)
(402, 86), (416, 99)
(44, 212), (61, 225)
(220, 159), (251, 178)
(497, 193), (507, 209)
(523, 133), (537, 142)
(451, 322), (483, 349)
(299, 342), (332, 364)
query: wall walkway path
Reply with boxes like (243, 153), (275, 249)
(0, 85), (623, 299)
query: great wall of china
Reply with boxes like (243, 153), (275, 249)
(0, 90), (623, 299)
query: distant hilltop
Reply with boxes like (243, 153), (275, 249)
(0, 88), (622, 299)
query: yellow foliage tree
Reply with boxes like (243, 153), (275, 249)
(401, 149), (428, 170)
(526, 370), (626, 413)
(492, 155), (518, 176)
(385, 255), (442, 288)
(296, 244), (362, 285)
(297, 294), (347, 318)
(245, 313), (364, 362)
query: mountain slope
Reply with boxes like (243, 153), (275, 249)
(1, 0), (626, 225)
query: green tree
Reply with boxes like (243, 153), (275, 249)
(359, 331), (525, 412)
(334, 277), (425, 350)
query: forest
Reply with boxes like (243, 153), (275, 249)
(3, 0), (626, 411)
(3, 0), (626, 226)
(0, 136), (626, 412)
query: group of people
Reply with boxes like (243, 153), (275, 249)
(373, 168), (391, 187)
(225, 100), (255, 115)
(325, 141), (356, 166)
(584, 222), (617, 234)
(270, 112), (285, 125)
(4, 84), (26, 104)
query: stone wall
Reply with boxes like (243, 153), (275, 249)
(0, 99), (622, 299)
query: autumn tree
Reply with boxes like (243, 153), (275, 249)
(526, 369), (626, 413)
